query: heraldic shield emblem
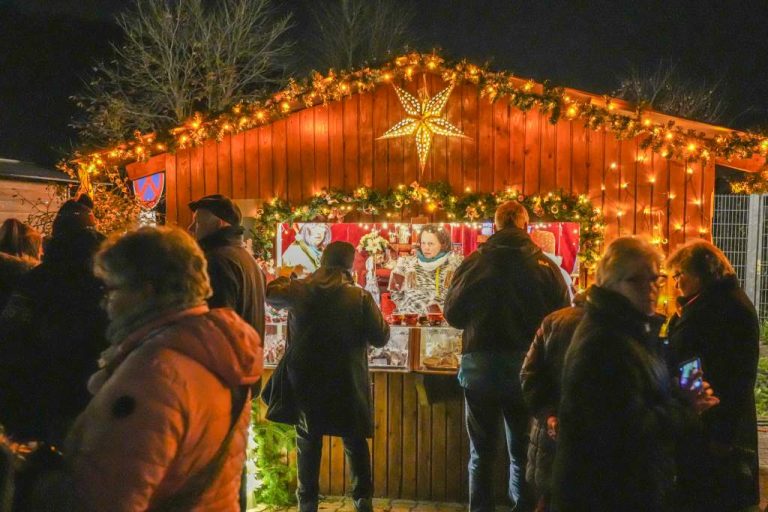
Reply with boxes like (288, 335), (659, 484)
(132, 171), (165, 209)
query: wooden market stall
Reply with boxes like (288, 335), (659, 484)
(121, 53), (765, 502)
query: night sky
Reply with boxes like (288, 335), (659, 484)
(2, 0), (767, 166)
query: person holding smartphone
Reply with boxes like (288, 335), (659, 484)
(667, 240), (760, 511)
(552, 237), (717, 512)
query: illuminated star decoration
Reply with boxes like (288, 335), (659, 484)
(377, 78), (469, 175)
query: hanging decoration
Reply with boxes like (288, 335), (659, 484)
(132, 171), (165, 210)
(248, 181), (604, 270)
(377, 76), (468, 174)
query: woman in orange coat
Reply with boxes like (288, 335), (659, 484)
(48, 227), (263, 511)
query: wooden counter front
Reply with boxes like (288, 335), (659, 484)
(258, 368), (510, 502)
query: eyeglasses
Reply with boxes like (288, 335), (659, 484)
(623, 273), (667, 287)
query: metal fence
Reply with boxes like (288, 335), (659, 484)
(712, 194), (767, 321)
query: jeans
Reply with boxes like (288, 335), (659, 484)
(464, 384), (533, 512)
(295, 426), (372, 511)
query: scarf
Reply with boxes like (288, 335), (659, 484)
(87, 299), (205, 395)
(416, 251), (450, 271)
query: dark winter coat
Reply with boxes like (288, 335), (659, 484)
(667, 274), (760, 509)
(520, 296), (585, 498)
(266, 267), (389, 437)
(199, 226), (265, 338)
(0, 228), (108, 445)
(552, 285), (695, 512)
(0, 252), (35, 311)
(444, 226), (569, 355)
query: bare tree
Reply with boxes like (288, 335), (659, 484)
(72, 0), (293, 146)
(615, 60), (727, 123)
(303, 0), (417, 71)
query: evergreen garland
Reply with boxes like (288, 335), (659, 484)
(249, 182), (604, 268)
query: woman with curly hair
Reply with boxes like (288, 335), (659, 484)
(50, 227), (262, 511)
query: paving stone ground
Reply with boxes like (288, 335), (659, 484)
(248, 497), (508, 512)
(250, 431), (768, 512)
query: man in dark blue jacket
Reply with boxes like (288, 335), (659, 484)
(444, 200), (569, 512)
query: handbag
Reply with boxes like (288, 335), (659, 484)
(261, 345), (300, 425)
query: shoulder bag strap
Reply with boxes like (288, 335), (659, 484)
(150, 385), (249, 512)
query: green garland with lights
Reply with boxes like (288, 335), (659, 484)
(249, 181), (604, 268)
(75, 50), (768, 181)
(730, 169), (768, 194)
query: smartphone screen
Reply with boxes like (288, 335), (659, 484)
(679, 357), (703, 391)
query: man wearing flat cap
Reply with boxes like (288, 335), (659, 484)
(190, 194), (266, 511)
(189, 194), (265, 338)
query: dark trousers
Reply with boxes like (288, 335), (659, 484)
(464, 385), (533, 512)
(295, 426), (372, 508)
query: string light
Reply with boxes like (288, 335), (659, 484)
(78, 50), (767, 183)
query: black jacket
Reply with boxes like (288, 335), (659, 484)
(266, 267), (389, 437)
(199, 226), (265, 338)
(444, 226), (569, 354)
(0, 228), (108, 445)
(552, 285), (694, 512)
(520, 295), (585, 496)
(667, 274), (760, 508)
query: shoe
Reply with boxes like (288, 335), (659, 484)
(353, 497), (373, 512)
(298, 498), (318, 512)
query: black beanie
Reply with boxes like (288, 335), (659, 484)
(321, 241), (355, 270)
(52, 197), (96, 236)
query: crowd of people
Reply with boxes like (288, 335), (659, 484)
(0, 194), (760, 512)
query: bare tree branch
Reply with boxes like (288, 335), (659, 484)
(302, 0), (418, 72)
(614, 60), (727, 123)
(71, 0), (293, 147)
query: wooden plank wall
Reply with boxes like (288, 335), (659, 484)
(258, 369), (503, 503)
(136, 77), (715, 256)
(0, 180), (66, 225)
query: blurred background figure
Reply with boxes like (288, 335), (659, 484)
(520, 291), (585, 511)
(59, 226), (262, 511)
(0, 196), (106, 446)
(267, 241), (389, 512)
(667, 240), (760, 511)
(389, 224), (462, 314)
(0, 218), (42, 310)
(552, 236), (712, 512)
